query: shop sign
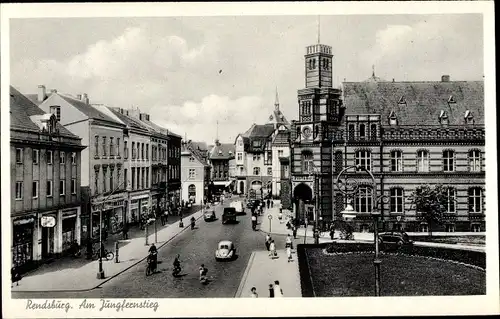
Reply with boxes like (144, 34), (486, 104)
(41, 216), (56, 228)
(13, 216), (35, 226)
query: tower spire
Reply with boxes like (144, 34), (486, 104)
(317, 15), (321, 44)
(216, 120), (219, 142)
(274, 86), (280, 111)
(372, 65), (375, 77)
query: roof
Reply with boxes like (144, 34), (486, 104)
(342, 80), (484, 126)
(268, 109), (290, 127)
(10, 86), (80, 140)
(272, 129), (290, 145)
(56, 94), (124, 125)
(108, 108), (150, 134)
(209, 142), (235, 160)
(191, 141), (208, 152)
(182, 140), (209, 166)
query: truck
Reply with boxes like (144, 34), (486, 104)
(222, 207), (237, 224)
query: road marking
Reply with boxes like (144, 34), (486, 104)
(234, 251), (256, 298)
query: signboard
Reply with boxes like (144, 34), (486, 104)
(41, 216), (56, 228)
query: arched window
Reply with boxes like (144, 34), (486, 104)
(301, 151), (314, 173)
(188, 184), (196, 199)
(390, 188), (404, 213)
(253, 167), (260, 176)
(355, 186), (372, 213)
(370, 124), (377, 140)
(359, 124), (366, 139)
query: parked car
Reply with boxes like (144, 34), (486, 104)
(222, 207), (237, 224)
(230, 201), (245, 215)
(204, 210), (216, 222)
(215, 240), (236, 261)
(379, 231), (413, 246)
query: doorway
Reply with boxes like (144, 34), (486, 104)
(41, 226), (54, 259)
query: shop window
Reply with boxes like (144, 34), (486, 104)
(62, 216), (76, 252)
(13, 222), (34, 268)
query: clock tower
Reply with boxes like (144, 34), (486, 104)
(290, 41), (343, 224)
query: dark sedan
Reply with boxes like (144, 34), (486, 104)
(379, 231), (413, 246)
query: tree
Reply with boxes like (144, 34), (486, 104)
(408, 184), (453, 238)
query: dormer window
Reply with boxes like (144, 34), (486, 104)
(465, 110), (474, 125)
(388, 110), (398, 126)
(439, 110), (449, 125)
(50, 106), (61, 121)
(397, 96), (406, 105)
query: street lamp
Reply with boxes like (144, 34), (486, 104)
(335, 164), (388, 297)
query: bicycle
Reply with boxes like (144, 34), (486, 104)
(92, 243), (114, 261)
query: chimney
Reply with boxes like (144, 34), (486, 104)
(37, 85), (46, 102)
(392, 78), (395, 82)
(76, 94), (82, 100)
(441, 75), (450, 82)
(83, 93), (89, 104)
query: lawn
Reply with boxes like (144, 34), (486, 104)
(305, 248), (486, 296)
(414, 236), (485, 246)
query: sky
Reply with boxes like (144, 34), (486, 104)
(9, 14), (484, 145)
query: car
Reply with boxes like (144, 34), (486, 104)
(222, 207), (237, 224)
(215, 240), (236, 261)
(230, 201), (245, 215)
(204, 210), (216, 222)
(379, 231), (413, 246)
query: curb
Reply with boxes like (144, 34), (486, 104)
(234, 251), (256, 298)
(13, 210), (205, 293)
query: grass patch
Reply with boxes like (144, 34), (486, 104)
(306, 248), (485, 297)
(414, 236), (485, 246)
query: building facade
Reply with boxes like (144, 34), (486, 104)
(167, 133), (182, 206)
(35, 88), (128, 247)
(181, 141), (211, 204)
(290, 40), (485, 232)
(11, 87), (85, 273)
(209, 140), (236, 193)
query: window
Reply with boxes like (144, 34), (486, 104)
(71, 179), (77, 194)
(278, 150), (284, 158)
(145, 168), (149, 188)
(94, 168), (99, 195)
(103, 167), (107, 192)
(468, 150), (481, 172)
(71, 152), (76, 164)
(131, 142), (135, 159)
(355, 150), (371, 171)
(141, 143), (144, 160)
(390, 188), (404, 213)
(141, 168), (145, 188)
(33, 149), (39, 164)
(59, 151), (65, 164)
(47, 180), (53, 197)
(468, 188), (482, 213)
(302, 151), (314, 173)
(253, 167), (260, 176)
(146, 144), (149, 160)
(471, 224), (481, 232)
(267, 167), (272, 175)
(355, 186), (372, 213)
(370, 124), (377, 140)
(32, 181), (39, 198)
(239, 140), (243, 147)
(189, 168), (196, 179)
(443, 150), (455, 172)
(109, 169), (114, 191)
(189, 156), (195, 162)
(417, 150), (429, 172)
(102, 137), (107, 156)
(240, 167), (244, 174)
(283, 165), (289, 178)
(348, 124), (355, 140)
(110, 137), (114, 156)
(124, 169), (128, 188)
(335, 151), (343, 172)
(359, 124), (366, 139)
(131, 168), (136, 190)
(237, 153), (243, 161)
(59, 180), (66, 196)
(445, 224), (455, 233)
(50, 106), (61, 121)
(420, 223), (429, 233)
(447, 188), (456, 213)
(47, 150), (53, 164)
(95, 136), (99, 157)
(391, 150), (403, 172)
(15, 182), (23, 199)
(117, 138), (121, 157)
(16, 148), (23, 164)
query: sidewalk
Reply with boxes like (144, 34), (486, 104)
(263, 200), (485, 252)
(236, 250), (301, 298)
(12, 205), (208, 292)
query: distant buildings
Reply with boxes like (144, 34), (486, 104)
(208, 140), (235, 193)
(181, 140), (211, 204)
(10, 87), (86, 272)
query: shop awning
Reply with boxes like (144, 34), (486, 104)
(212, 181), (233, 187)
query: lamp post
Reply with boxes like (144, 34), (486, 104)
(335, 164), (388, 296)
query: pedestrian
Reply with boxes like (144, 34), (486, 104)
(11, 266), (21, 287)
(278, 211), (283, 224)
(122, 223), (129, 240)
(265, 234), (271, 251)
(267, 199), (270, 209)
(250, 287), (258, 298)
(269, 284), (274, 298)
(273, 280), (283, 297)
(287, 245), (293, 262)
(285, 234), (293, 249)
(269, 240), (276, 258)
(292, 225), (297, 239)
(271, 200), (274, 208)
(164, 209), (169, 224)
(329, 223), (335, 240)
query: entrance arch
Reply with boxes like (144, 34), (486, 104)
(293, 183), (313, 224)
(188, 184), (196, 202)
(251, 180), (263, 198)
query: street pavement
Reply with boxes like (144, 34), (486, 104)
(13, 197), (287, 299)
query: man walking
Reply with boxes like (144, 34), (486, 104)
(273, 280), (283, 297)
(122, 223), (129, 240)
(265, 234), (271, 251)
(292, 225), (297, 239)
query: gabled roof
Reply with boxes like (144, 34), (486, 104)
(108, 108), (150, 135)
(57, 94), (124, 125)
(342, 80), (484, 126)
(10, 86), (79, 140)
(182, 141), (209, 166)
(268, 109), (290, 127)
(272, 129), (290, 145)
(209, 142), (235, 160)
